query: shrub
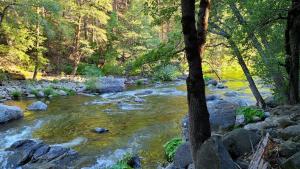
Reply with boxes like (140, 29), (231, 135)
(52, 79), (60, 83)
(43, 87), (57, 97)
(136, 80), (143, 86)
(236, 107), (265, 123)
(63, 64), (73, 75)
(102, 62), (124, 76)
(153, 65), (180, 81)
(61, 87), (76, 95)
(110, 153), (134, 169)
(163, 137), (183, 162)
(85, 77), (98, 92)
(11, 90), (22, 100)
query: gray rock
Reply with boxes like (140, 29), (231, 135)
(27, 101), (48, 111)
(279, 141), (300, 157)
(134, 97), (145, 103)
(93, 127), (109, 134)
(206, 94), (219, 101)
(265, 96), (278, 108)
(5, 139), (78, 169)
(95, 77), (125, 93)
(197, 136), (237, 169)
(277, 117), (297, 128)
(224, 91), (238, 97)
(127, 155), (141, 169)
(164, 163), (176, 169)
(207, 79), (218, 86)
(216, 83), (227, 89)
(281, 152), (300, 169)
(0, 104), (23, 123)
(135, 90), (153, 96)
(279, 125), (300, 140)
(174, 142), (193, 169)
(57, 90), (67, 96)
(37, 91), (45, 98)
(209, 100), (239, 130)
(235, 114), (245, 126)
(223, 128), (260, 159)
(181, 115), (189, 141)
(244, 117), (279, 131)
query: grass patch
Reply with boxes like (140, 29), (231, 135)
(153, 65), (180, 81)
(163, 137), (183, 162)
(236, 107), (264, 123)
(61, 87), (76, 95)
(11, 90), (22, 100)
(43, 87), (58, 97)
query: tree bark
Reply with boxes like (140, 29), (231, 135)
(33, 6), (40, 80)
(181, 0), (211, 168)
(228, 38), (266, 108)
(71, 15), (82, 76)
(285, 0), (300, 104)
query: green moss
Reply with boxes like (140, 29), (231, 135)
(163, 137), (183, 162)
(236, 107), (264, 123)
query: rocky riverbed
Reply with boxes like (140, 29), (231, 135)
(0, 76), (281, 168)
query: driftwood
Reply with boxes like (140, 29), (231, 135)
(248, 133), (271, 169)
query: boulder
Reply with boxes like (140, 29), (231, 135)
(207, 79), (218, 86)
(265, 96), (278, 108)
(281, 152), (300, 169)
(37, 91), (45, 98)
(181, 116), (189, 141)
(174, 142), (193, 169)
(278, 125), (300, 140)
(223, 128), (260, 159)
(206, 94), (220, 101)
(5, 139), (78, 169)
(197, 136), (237, 169)
(244, 117), (279, 131)
(127, 155), (141, 169)
(95, 77), (125, 93)
(235, 114), (245, 126)
(279, 141), (300, 157)
(27, 101), (48, 111)
(209, 100), (239, 130)
(0, 104), (23, 123)
(216, 83), (227, 89)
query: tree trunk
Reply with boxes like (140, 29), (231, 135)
(33, 6), (40, 80)
(71, 15), (82, 76)
(228, 39), (266, 108)
(285, 0), (300, 104)
(181, 0), (211, 168)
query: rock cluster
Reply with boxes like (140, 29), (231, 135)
(4, 139), (78, 169)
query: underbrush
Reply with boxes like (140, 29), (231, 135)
(153, 65), (181, 81)
(11, 90), (22, 100)
(163, 137), (183, 162)
(236, 107), (264, 123)
(110, 153), (134, 169)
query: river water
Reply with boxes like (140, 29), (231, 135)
(0, 79), (271, 168)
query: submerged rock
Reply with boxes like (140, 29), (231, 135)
(93, 127), (109, 134)
(0, 104), (23, 123)
(5, 139), (78, 169)
(207, 79), (218, 86)
(134, 97), (145, 103)
(27, 101), (48, 111)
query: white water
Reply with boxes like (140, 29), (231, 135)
(52, 137), (88, 148)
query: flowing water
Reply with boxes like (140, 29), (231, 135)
(0, 79), (271, 168)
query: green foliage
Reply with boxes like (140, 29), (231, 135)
(136, 80), (143, 86)
(63, 64), (73, 75)
(102, 62), (124, 76)
(43, 87), (56, 97)
(236, 107), (265, 123)
(85, 77), (98, 92)
(60, 87), (76, 96)
(11, 90), (22, 100)
(163, 137), (183, 162)
(153, 65), (180, 81)
(203, 75), (213, 82)
(110, 153), (134, 169)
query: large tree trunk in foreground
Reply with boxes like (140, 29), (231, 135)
(285, 0), (300, 104)
(181, 0), (211, 168)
